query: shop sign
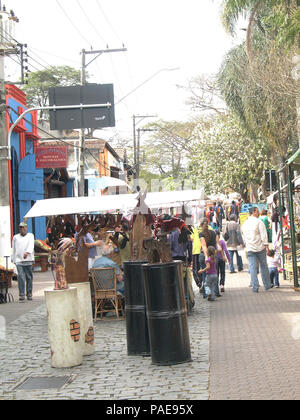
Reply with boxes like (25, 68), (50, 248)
(35, 146), (68, 168)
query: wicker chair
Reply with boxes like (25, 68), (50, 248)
(90, 267), (124, 321)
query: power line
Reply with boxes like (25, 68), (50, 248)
(27, 54), (49, 71)
(0, 27), (48, 77)
(55, 0), (92, 47)
(7, 105), (112, 173)
(2, 23), (130, 167)
(95, 0), (125, 46)
(27, 48), (54, 68)
(29, 46), (79, 65)
(76, 0), (107, 47)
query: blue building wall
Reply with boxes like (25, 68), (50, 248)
(67, 180), (74, 197)
(18, 154), (46, 239)
(8, 96), (46, 239)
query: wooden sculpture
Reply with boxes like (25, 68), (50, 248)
(64, 244), (89, 284)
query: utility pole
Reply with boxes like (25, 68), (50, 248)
(0, 44), (10, 258)
(292, 54), (300, 146)
(136, 127), (159, 181)
(132, 115), (157, 188)
(0, 6), (19, 258)
(78, 48), (86, 197)
(78, 46), (127, 197)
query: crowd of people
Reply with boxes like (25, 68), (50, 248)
(12, 198), (282, 303)
(166, 199), (281, 301)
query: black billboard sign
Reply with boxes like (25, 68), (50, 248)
(49, 84), (115, 130)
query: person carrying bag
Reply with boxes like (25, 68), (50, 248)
(224, 215), (244, 273)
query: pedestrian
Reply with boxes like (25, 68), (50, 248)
(215, 201), (225, 231)
(242, 206), (273, 292)
(75, 226), (103, 270)
(198, 217), (218, 299)
(216, 231), (230, 293)
(267, 249), (281, 288)
(168, 227), (188, 262)
(93, 244), (125, 295)
(12, 221), (35, 302)
(271, 198), (280, 248)
(191, 224), (202, 289)
(114, 223), (130, 267)
(259, 209), (272, 243)
(228, 200), (239, 221)
(205, 207), (214, 224)
(224, 214), (244, 273)
(237, 198), (243, 214)
(198, 246), (219, 301)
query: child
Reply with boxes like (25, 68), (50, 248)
(267, 249), (281, 288)
(216, 231), (231, 293)
(198, 246), (219, 301)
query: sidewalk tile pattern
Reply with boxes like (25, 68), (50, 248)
(0, 290), (209, 400)
(209, 272), (300, 400)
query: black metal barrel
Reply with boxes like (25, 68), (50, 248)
(143, 261), (192, 366)
(123, 260), (150, 356)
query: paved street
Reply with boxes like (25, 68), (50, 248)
(0, 266), (300, 400)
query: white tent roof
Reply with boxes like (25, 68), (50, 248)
(24, 194), (139, 218)
(24, 189), (205, 218)
(145, 189), (205, 209)
(89, 176), (130, 189)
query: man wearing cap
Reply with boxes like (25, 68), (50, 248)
(12, 222), (35, 301)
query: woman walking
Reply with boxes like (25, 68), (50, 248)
(216, 231), (230, 293)
(224, 215), (244, 273)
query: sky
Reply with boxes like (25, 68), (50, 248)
(4, 0), (245, 146)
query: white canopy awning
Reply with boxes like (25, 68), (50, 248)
(145, 189), (205, 209)
(24, 194), (139, 218)
(88, 176), (130, 190)
(24, 189), (205, 218)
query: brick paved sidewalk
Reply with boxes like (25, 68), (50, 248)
(2, 267), (300, 400)
(0, 277), (210, 400)
(209, 270), (300, 400)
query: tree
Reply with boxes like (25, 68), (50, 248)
(218, 43), (298, 166)
(178, 74), (227, 116)
(140, 120), (197, 180)
(217, 0), (299, 166)
(221, 0), (300, 50)
(187, 113), (272, 200)
(22, 66), (82, 119)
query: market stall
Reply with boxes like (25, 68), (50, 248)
(24, 189), (205, 219)
(24, 189), (203, 365)
(277, 149), (300, 290)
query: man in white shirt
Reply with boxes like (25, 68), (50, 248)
(242, 207), (272, 293)
(12, 222), (35, 302)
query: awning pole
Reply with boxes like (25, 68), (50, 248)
(277, 173), (286, 279)
(287, 164), (299, 288)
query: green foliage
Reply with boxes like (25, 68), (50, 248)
(22, 66), (82, 118)
(140, 120), (196, 179)
(221, 0), (300, 50)
(221, 0), (257, 35)
(217, 40), (298, 164)
(187, 113), (271, 198)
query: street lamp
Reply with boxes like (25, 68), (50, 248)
(116, 67), (180, 189)
(115, 67), (180, 105)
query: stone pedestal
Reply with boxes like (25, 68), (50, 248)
(45, 287), (82, 368)
(71, 282), (94, 356)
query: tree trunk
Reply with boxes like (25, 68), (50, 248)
(245, 0), (264, 65)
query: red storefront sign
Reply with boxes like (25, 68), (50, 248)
(35, 146), (68, 168)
